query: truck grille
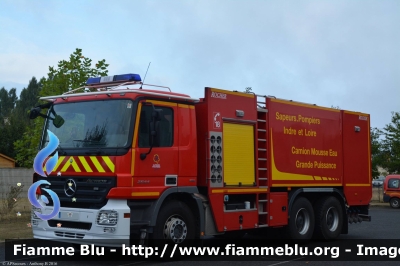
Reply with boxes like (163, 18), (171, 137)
(48, 220), (92, 230)
(37, 176), (116, 209)
(54, 231), (85, 239)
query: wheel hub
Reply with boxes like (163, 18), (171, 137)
(326, 207), (339, 232)
(164, 217), (187, 243)
(295, 208), (310, 235)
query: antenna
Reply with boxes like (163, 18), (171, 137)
(139, 62), (151, 89)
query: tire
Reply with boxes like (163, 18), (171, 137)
(152, 200), (196, 245)
(313, 196), (343, 240)
(287, 197), (315, 240)
(390, 198), (400, 208)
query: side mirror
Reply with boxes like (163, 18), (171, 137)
(29, 107), (42, 119)
(53, 115), (65, 128)
(140, 107), (163, 160)
(29, 104), (65, 128)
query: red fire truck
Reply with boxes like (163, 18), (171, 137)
(30, 73), (371, 246)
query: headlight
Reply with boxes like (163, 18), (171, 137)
(96, 210), (118, 225)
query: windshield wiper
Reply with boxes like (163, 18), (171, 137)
(57, 145), (67, 156)
(85, 148), (104, 155)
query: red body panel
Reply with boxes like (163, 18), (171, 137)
(342, 111), (372, 205)
(269, 192), (288, 227)
(267, 99), (343, 187)
(195, 88), (259, 232)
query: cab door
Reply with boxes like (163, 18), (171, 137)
(132, 100), (179, 188)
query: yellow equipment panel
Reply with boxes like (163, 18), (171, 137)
(223, 123), (255, 185)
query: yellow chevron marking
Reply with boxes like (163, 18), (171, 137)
(71, 158), (81, 172)
(90, 156), (105, 172)
(79, 156), (93, 172)
(55, 156), (65, 170)
(60, 157), (81, 172)
(61, 157), (72, 172)
(103, 156), (115, 173)
(43, 156), (65, 172)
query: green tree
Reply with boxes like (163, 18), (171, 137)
(14, 118), (43, 167)
(380, 112), (400, 174)
(40, 48), (108, 96)
(0, 87), (21, 159)
(371, 127), (383, 178)
(0, 87), (18, 118)
(0, 112), (26, 161)
(14, 48), (109, 168)
(15, 77), (42, 119)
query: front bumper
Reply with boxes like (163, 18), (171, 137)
(32, 199), (130, 247)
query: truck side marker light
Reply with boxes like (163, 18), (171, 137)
(124, 213), (130, 218)
(72, 197), (77, 202)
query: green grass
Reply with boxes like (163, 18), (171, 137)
(0, 198), (33, 241)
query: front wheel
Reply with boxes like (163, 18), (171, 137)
(152, 200), (196, 244)
(314, 196), (343, 240)
(390, 198), (400, 208)
(287, 197), (315, 240)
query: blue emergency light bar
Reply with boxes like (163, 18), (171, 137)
(86, 73), (142, 85)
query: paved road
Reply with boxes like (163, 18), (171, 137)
(1, 205), (399, 266)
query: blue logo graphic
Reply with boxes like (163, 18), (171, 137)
(28, 130), (61, 220)
(33, 130), (59, 177)
(28, 180), (61, 220)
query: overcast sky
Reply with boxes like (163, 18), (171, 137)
(1, 0), (399, 129)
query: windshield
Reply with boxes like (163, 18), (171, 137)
(42, 99), (136, 150)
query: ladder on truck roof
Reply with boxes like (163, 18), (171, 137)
(256, 94), (269, 228)
(39, 80), (199, 103)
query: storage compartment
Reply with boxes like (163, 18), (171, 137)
(223, 194), (256, 211)
(268, 192), (288, 227)
(225, 203), (246, 210)
(223, 123), (255, 186)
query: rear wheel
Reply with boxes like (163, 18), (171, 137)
(314, 196), (343, 240)
(287, 197), (314, 240)
(390, 198), (400, 208)
(152, 200), (196, 245)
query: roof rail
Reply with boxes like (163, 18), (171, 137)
(257, 94), (339, 110)
(40, 89), (199, 103)
(62, 81), (171, 95)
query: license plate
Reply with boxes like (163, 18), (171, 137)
(58, 211), (79, 220)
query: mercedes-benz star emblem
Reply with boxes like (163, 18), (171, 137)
(64, 179), (77, 197)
